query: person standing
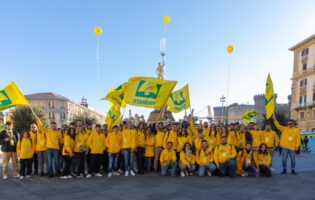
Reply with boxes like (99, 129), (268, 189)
(144, 127), (155, 173)
(261, 123), (279, 172)
(236, 124), (253, 152)
(273, 115), (301, 175)
(153, 122), (165, 172)
(121, 121), (137, 176)
(106, 125), (121, 177)
(74, 123), (89, 178)
(32, 123), (48, 176)
(250, 123), (263, 151)
(61, 128), (75, 179)
(136, 122), (146, 174)
(29, 124), (38, 175)
(17, 131), (35, 179)
(0, 121), (19, 180)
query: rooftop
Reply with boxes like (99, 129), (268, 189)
(25, 92), (69, 101)
(289, 34), (315, 51)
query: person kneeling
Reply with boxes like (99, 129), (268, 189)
(214, 136), (237, 178)
(160, 142), (177, 176)
(196, 140), (216, 177)
(254, 143), (272, 177)
(179, 142), (196, 177)
(236, 143), (258, 177)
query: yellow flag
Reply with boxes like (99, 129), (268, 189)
(102, 83), (127, 108)
(241, 111), (259, 125)
(105, 105), (121, 128)
(0, 82), (29, 111)
(123, 77), (177, 108)
(265, 73), (275, 119)
(167, 84), (190, 113)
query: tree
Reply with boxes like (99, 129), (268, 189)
(72, 113), (100, 125)
(11, 106), (47, 134)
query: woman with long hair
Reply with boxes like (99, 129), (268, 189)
(61, 128), (75, 179)
(254, 143), (272, 177)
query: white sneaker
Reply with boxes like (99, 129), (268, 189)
(207, 171), (212, 176)
(270, 167), (276, 172)
(26, 175), (31, 178)
(95, 173), (103, 177)
(20, 176), (24, 180)
(60, 176), (67, 179)
(3, 176), (8, 180)
(130, 170), (135, 176)
(118, 169), (123, 174)
(125, 171), (129, 177)
(14, 175), (20, 178)
(67, 175), (72, 179)
(181, 172), (185, 177)
(113, 171), (120, 176)
(108, 173), (113, 178)
(86, 174), (92, 178)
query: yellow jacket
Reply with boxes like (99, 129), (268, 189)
(62, 135), (75, 156)
(254, 151), (271, 168)
(121, 129), (136, 149)
(274, 120), (301, 150)
(205, 134), (216, 150)
(17, 138), (35, 159)
(163, 130), (178, 149)
(136, 129), (145, 148)
(215, 132), (221, 145)
(144, 135), (155, 157)
(106, 132), (122, 153)
(237, 131), (247, 149)
(236, 150), (254, 175)
(250, 130), (263, 148)
(180, 151), (195, 166)
(74, 132), (89, 153)
(30, 131), (47, 151)
(213, 144), (237, 165)
(203, 127), (210, 137)
(262, 130), (279, 148)
(154, 130), (165, 147)
(189, 119), (200, 139)
(160, 149), (177, 166)
(36, 120), (62, 150)
(196, 148), (213, 166)
(88, 131), (106, 154)
(176, 136), (192, 152)
(194, 138), (202, 151)
(228, 131), (238, 146)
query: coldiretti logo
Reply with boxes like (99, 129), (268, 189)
(109, 111), (116, 121)
(0, 90), (12, 106)
(170, 91), (186, 106)
(135, 80), (162, 99)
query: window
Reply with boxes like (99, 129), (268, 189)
(301, 48), (309, 57)
(313, 93), (315, 102)
(48, 101), (54, 108)
(60, 112), (66, 120)
(302, 63), (307, 71)
(299, 95), (307, 106)
(60, 101), (65, 109)
(300, 112), (304, 119)
(300, 79), (307, 87)
(49, 112), (55, 119)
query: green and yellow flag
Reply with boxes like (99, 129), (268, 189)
(105, 105), (121, 128)
(265, 73), (275, 119)
(167, 84), (190, 113)
(0, 82), (29, 111)
(241, 111), (259, 124)
(123, 77), (177, 108)
(102, 83), (127, 108)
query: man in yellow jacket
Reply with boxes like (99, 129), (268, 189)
(121, 121), (137, 176)
(154, 122), (165, 172)
(262, 123), (279, 172)
(106, 125), (121, 177)
(214, 136), (237, 178)
(273, 115), (301, 175)
(160, 141), (177, 176)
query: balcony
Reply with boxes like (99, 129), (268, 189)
(294, 102), (315, 111)
(301, 55), (308, 63)
(299, 85), (307, 92)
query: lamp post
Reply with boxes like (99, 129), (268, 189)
(220, 95), (226, 124)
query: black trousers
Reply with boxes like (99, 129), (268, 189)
(259, 165), (272, 177)
(102, 150), (109, 173)
(33, 152), (38, 174)
(62, 155), (71, 176)
(88, 154), (101, 174)
(20, 158), (33, 177)
(136, 147), (145, 173)
(75, 152), (86, 175)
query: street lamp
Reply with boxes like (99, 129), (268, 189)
(220, 95), (226, 124)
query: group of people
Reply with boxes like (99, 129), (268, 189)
(0, 114), (301, 180)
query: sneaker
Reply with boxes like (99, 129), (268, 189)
(95, 173), (103, 177)
(108, 173), (113, 178)
(130, 170), (135, 176)
(113, 171), (120, 176)
(60, 176), (68, 179)
(125, 171), (129, 177)
(270, 167), (276, 172)
(67, 175), (72, 179)
(291, 170), (297, 175)
(281, 170), (287, 175)
(3, 176), (8, 180)
(86, 174), (92, 178)
(180, 172), (185, 177)
(118, 169), (123, 174)
(13, 174), (20, 178)
(207, 171), (212, 177)
(241, 173), (246, 177)
(26, 175), (31, 178)
(20, 176), (25, 180)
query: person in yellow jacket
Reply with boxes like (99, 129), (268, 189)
(86, 124), (106, 178)
(144, 127), (155, 172)
(273, 115), (301, 175)
(196, 140), (216, 177)
(188, 117), (203, 141)
(160, 142), (177, 176)
(179, 142), (196, 177)
(36, 119), (63, 178)
(154, 122), (165, 172)
(163, 123), (178, 150)
(136, 122), (146, 174)
(73, 123), (89, 178)
(205, 125), (217, 150)
(262, 123), (279, 172)
(236, 143), (258, 177)
(61, 128), (75, 179)
(236, 124), (253, 151)
(227, 124), (238, 147)
(17, 131), (35, 179)
(250, 123), (263, 151)
(106, 125), (121, 177)
(254, 143), (272, 177)
(176, 129), (192, 157)
(121, 121), (137, 176)
(193, 132), (204, 152)
(214, 136), (237, 178)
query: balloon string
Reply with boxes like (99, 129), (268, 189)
(225, 54), (232, 106)
(96, 36), (100, 97)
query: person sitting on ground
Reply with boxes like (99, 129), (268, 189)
(196, 140), (216, 177)
(236, 143), (258, 177)
(179, 142), (196, 177)
(160, 142), (177, 176)
(254, 143), (272, 177)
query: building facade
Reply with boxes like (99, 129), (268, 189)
(289, 34), (315, 132)
(25, 93), (105, 127)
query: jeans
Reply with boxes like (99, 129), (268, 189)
(20, 158), (33, 177)
(37, 151), (48, 174)
(145, 157), (153, 172)
(62, 156), (71, 176)
(161, 162), (177, 176)
(47, 148), (60, 175)
(123, 148), (134, 172)
(108, 153), (119, 173)
(282, 148), (296, 170)
(198, 163), (216, 177)
(268, 147), (275, 167)
(154, 147), (163, 170)
(244, 163), (258, 175)
(219, 159), (236, 177)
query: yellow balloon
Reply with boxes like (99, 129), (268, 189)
(163, 15), (171, 24)
(94, 26), (102, 36)
(227, 45), (234, 54)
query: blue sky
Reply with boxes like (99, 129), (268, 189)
(1, 0), (315, 119)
